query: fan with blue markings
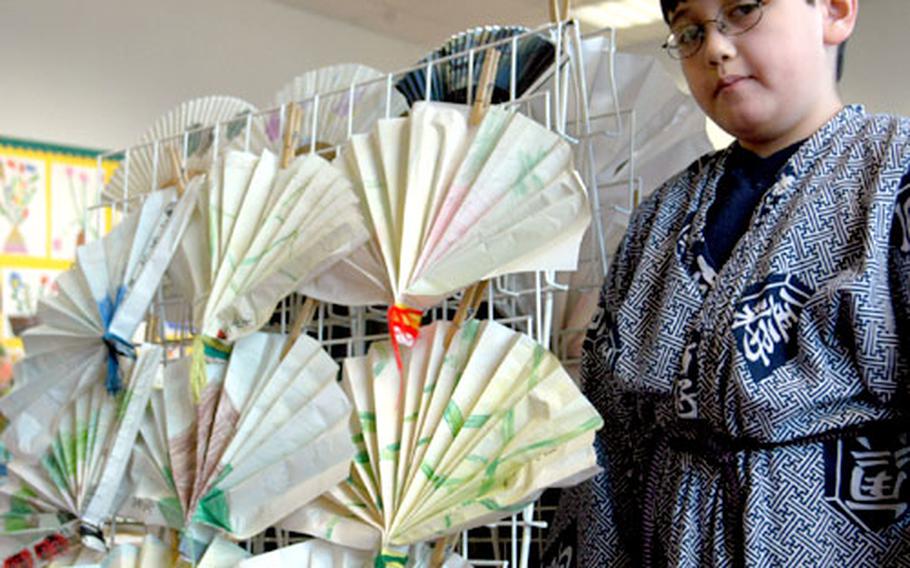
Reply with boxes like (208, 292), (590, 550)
(0, 187), (197, 461)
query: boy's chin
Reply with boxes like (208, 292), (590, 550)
(713, 112), (780, 146)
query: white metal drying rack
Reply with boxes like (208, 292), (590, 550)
(88, 20), (643, 568)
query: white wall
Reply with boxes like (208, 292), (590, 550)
(838, 0), (909, 118)
(3, 0), (905, 152)
(0, 0), (424, 150)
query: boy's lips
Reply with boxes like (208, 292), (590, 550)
(714, 75), (750, 96)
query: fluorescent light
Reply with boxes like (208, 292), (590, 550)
(576, 0), (664, 29)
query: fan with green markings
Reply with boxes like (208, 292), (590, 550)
(0, 346), (162, 563)
(281, 319), (602, 561)
(125, 331), (355, 543)
(298, 100), (592, 310)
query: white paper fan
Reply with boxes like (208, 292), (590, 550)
(59, 533), (249, 568)
(0, 186), (198, 459)
(275, 63), (409, 151)
(0, 346), (162, 560)
(567, 40), (712, 283)
(522, 40), (713, 363)
(103, 96), (269, 204)
(127, 331), (354, 540)
(299, 100), (591, 312)
(166, 148), (369, 342)
(283, 319), (602, 555)
(238, 538), (371, 568)
(238, 537), (470, 568)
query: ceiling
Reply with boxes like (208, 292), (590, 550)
(271, 0), (668, 50)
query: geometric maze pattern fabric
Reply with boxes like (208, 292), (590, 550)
(546, 106), (910, 567)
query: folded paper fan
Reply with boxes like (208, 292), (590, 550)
(56, 533), (175, 568)
(567, 41), (712, 279)
(275, 64), (409, 151)
(0, 186), (198, 459)
(299, 101), (591, 312)
(167, 148), (369, 341)
(283, 319), (602, 554)
(127, 332), (355, 540)
(526, 39), (713, 361)
(396, 26), (555, 106)
(238, 538), (469, 568)
(103, 96), (269, 204)
(0, 346), (162, 564)
(238, 538), (371, 568)
(57, 534), (249, 568)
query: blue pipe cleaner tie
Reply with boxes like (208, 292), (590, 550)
(98, 286), (135, 395)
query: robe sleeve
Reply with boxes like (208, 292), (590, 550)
(550, 187), (663, 565)
(890, 168), (910, 393)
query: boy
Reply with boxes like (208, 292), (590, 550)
(546, 0), (910, 565)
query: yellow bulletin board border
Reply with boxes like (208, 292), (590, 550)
(0, 136), (120, 349)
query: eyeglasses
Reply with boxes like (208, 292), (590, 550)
(663, 0), (766, 60)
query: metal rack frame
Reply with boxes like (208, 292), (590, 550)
(87, 20), (643, 568)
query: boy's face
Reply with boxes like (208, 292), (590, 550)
(669, 0), (837, 149)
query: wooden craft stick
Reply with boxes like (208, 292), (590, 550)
(281, 296), (319, 360)
(469, 50), (502, 127)
(158, 168), (206, 192)
(167, 146), (187, 196)
(443, 279), (489, 349)
(430, 533), (460, 568)
(549, 0), (570, 22)
(296, 140), (337, 161)
(281, 103), (303, 168)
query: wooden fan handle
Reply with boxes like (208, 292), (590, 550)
(168, 146), (187, 196)
(549, 0), (570, 22)
(444, 280), (489, 349)
(469, 50), (502, 127)
(430, 533), (459, 568)
(281, 102), (303, 168)
(281, 296), (319, 360)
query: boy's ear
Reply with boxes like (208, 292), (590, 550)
(821, 0), (858, 46)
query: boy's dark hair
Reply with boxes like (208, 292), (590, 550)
(659, 0), (847, 81)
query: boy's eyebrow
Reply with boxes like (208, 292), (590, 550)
(669, 6), (691, 26)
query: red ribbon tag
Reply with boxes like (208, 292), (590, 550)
(387, 303), (422, 408)
(387, 303), (422, 374)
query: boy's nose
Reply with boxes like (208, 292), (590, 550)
(702, 24), (736, 65)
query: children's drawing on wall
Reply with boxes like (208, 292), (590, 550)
(1, 268), (59, 337)
(50, 163), (100, 260)
(0, 155), (47, 256)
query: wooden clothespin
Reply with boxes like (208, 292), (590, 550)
(281, 102), (303, 169)
(549, 0), (570, 23)
(469, 49), (502, 127)
(281, 296), (319, 360)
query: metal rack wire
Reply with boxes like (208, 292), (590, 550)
(86, 19), (642, 568)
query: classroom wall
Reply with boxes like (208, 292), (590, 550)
(0, 0), (424, 150)
(2, 0), (904, 152)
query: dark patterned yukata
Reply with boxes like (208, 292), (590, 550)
(544, 105), (910, 567)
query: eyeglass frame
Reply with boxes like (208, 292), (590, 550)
(662, 0), (768, 60)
